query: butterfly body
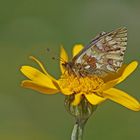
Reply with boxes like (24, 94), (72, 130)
(62, 27), (127, 77)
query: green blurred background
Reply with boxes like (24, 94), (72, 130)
(0, 0), (140, 140)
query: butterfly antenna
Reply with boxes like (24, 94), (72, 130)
(52, 56), (66, 63)
(46, 48), (66, 63)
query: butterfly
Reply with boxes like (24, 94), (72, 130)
(62, 27), (127, 77)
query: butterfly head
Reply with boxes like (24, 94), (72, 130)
(62, 61), (73, 70)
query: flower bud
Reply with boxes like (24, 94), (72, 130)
(65, 95), (97, 124)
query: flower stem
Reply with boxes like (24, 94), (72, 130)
(65, 96), (97, 140)
(71, 120), (86, 140)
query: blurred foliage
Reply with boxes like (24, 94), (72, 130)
(0, 0), (140, 140)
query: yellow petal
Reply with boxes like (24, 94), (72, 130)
(29, 56), (56, 81)
(20, 66), (59, 90)
(103, 64), (127, 82)
(29, 56), (48, 74)
(103, 88), (140, 111)
(71, 93), (82, 106)
(60, 88), (73, 95)
(117, 61), (138, 84)
(102, 61), (138, 90)
(22, 80), (59, 94)
(60, 46), (69, 74)
(102, 79), (119, 91)
(85, 93), (106, 105)
(72, 44), (84, 57)
(104, 61), (138, 83)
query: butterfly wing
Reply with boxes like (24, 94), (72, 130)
(72, 27), (127, 76)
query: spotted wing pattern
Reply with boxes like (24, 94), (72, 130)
(72, 27), (127, 76)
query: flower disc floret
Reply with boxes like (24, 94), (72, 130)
(59, 73), (104, 94)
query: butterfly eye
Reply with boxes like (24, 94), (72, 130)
(62, 63), (66, 67)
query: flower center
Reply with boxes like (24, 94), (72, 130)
(59, 73), (104, 94)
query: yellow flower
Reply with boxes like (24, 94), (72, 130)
(20, 45), (140, 111)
